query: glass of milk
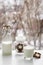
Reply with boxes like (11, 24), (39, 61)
(2, 41), (12, 56)
(24, 45), (34, 60)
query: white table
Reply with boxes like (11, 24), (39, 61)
(0, 50), (43, 65)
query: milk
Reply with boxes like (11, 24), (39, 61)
(24, 46), (34, 60)
(2, 41), (12, 56)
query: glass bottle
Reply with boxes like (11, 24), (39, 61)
(2, 25), (12, 56)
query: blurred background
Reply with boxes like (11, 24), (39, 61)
(0, 0), (43, 50)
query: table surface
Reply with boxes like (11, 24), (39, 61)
(0, 50), (43, 65)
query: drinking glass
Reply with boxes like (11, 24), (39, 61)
(24, 45), (34, 60)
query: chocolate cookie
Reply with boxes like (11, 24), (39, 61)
(16, 43), (23, 52)
(33, 52), (41, 59)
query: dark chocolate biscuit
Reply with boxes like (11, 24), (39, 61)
(33, 52), (41, 58)
(16, 43), (23, 52)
